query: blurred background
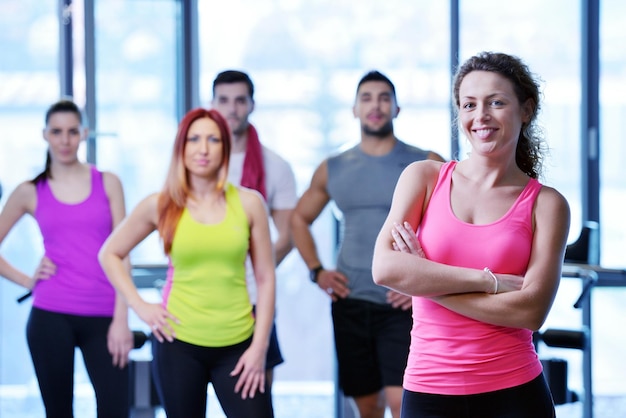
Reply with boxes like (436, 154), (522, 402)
(0, 1), (624, 417)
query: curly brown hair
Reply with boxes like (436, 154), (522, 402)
(452, 52), (547, 179)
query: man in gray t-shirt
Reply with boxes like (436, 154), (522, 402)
(291, 70), (445, 418)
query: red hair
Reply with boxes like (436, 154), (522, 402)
(157, 108), (232, 254)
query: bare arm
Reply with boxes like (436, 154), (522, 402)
(232, 189), (276, 399)
(290, 160), (331, 270)
(385, 148), (448, 310)
(372, 160), (494, 296)
(0, 182), (38, 288)
(431, 187), (570, 330)
(428, 151), (447, 162)
(290, 160), (349, 300)
(374, 161), (571, 330)
(99, 193), (178, 342)
(269, 155), (298, 267)
(270, 207), (293, 266)
(102, 172), (133, 368)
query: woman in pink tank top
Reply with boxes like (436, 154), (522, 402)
(372, 52), (571, 417)
(0, 99), (132, 416)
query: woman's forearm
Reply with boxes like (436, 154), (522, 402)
(250, 274), (275, 349)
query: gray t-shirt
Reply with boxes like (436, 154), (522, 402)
(327, 140), (430, 305)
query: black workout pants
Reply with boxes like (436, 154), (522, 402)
(26, 307), (129, 418)
(401, 373), (555, 418)
(151, 336), (274, 418)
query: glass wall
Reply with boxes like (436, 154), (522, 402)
(93, 0), (179, 265)
(1, 1), (625, 417)
(0, 0), (60, 414)
(0, 0), (180, 416)
(600, 0), (626, 268)
(595, 0), (626, 395)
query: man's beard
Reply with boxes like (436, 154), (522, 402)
(229, 120), (248, 136)
(362, 120), (393, 138)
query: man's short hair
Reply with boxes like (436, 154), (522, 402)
(356, 70), (397, 101)
(213, 70), (255, 100)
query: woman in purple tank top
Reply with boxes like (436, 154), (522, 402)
(0, 99), (132, 417)
(372, 52), (571, 418)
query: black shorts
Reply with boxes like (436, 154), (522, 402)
(331, 298), (412, 397)
(252, 306), (284, 370)
(266, 321), (284, 369)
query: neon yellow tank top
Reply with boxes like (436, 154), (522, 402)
(162, 183), (253, 347)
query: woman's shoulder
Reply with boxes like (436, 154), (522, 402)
(100, 169), (124, 194)
(128, 192), (161, 225)
(233, 185), (267, 219)
(99, 169), (122, 185)
(235, 185), (264, 206)
(15, 180), (37, 194)
(143, 192), (161, 206)
(536, 184), (570, 215)
(14, 180), (37, 199)
(408, 158), (447, 169)
(130, 192), (160, 214)
(2, 181), (37, 215)
(11, 180), (38, 202)
(402, 159), (447, 180)
(532, 183), (571, 231)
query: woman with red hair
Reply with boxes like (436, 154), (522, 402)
(99, 108), (276, 417)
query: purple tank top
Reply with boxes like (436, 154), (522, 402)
(33, 165), (116, 316)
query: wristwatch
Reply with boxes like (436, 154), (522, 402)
(309, 265), (323, 283)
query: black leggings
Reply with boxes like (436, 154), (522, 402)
(401, 374), (556, 418)
(151, 336), (274, 418)
(26, 307), (129, 418)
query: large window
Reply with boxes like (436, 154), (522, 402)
(1, 1), (625, 417)
(93, 0), (179, 265)
(595, 0), (626, 395)
(600, 0), (626, 268)
(0, 0), (180, 416)
(0, 0), (60, 413)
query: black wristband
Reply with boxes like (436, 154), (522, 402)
(309, 266), (323, 283)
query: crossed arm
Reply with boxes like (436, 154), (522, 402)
(372, 161), (571, 331)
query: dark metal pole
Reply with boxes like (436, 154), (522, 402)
(176, 0), (199, 120)
(449, 0), (460, 160)
(580, 3), (600, 412)
(59, 0), (73, 97)
(84, 0), (97, 164)
(581, 0), (601, 240)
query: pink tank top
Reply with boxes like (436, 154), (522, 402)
(33, 166), (116, 316)
(404, 161), (543, 395)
